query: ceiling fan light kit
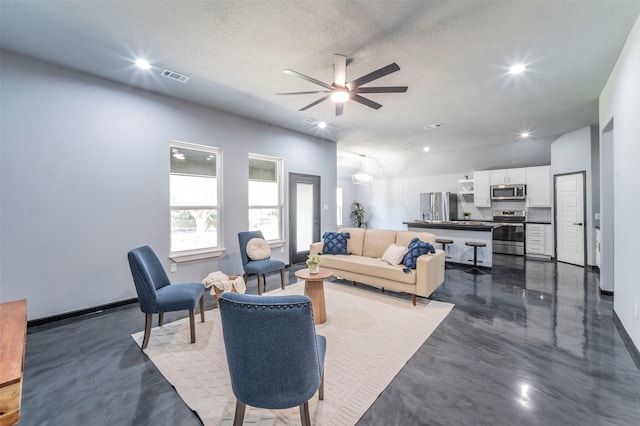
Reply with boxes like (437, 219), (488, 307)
(278, 54), (407, 116)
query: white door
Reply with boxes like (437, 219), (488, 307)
(555, 173), (585, 266)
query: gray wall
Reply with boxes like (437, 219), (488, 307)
(0, 51), (337, 320)
(550, 125), (597, 266)
(599, 15), (640, 349)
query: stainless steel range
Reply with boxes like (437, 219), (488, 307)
(492, 210), (526, 255)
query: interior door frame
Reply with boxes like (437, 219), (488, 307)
(288, 173), (321, 265)
(553, 171), (587, 266)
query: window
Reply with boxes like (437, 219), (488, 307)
(170, 142), (221, 256)
(336, 187), (343, 226)
(248, 154), (282, 241)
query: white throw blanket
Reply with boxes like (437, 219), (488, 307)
(201, 271), (246, 294)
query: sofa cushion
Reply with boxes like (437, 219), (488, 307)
(339, 227), (366, 256)
(320, 255), (416, 285)
(396, 231), (436, 246)
(403, 238), (436, 270)
(246, 238), (271, 260)
(381, 243), (409, 266)
(363, 229), (397, 258)
(322, 231), (350, 255)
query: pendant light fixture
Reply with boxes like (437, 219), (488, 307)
(352, 155), (373, 185)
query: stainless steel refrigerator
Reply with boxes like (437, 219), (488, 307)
(419, 192), (459, 221)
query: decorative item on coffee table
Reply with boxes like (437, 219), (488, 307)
(306, 254), (321, 274)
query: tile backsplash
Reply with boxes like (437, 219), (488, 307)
(457, 196), (551, 222)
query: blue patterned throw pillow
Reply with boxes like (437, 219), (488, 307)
(402, 238), (436, 272)
(322, 232), (350, 255)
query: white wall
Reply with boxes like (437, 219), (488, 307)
(0, 51), (337, 320)
(550, 125), (597, 265)
(339, 140), (553, 230)
(599, 16), (640, 349)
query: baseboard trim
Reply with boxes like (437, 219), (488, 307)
(27, 298), (138, 328)
(613, 310), (640, 370)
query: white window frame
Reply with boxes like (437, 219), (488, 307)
(248, 153), (284, 243)
(169, 141), (224, 262)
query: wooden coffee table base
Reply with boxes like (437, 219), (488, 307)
(294, 268), (332, 325)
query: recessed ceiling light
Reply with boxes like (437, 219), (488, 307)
(520, 132), (530, 138)
(317, 121), (327, 129)
(423, 146), (430, 152)
(135, 59), (151, 70)
(509, 64), (526, 75)
(424, 122), (445, 130)
(400, 142), (413, 147)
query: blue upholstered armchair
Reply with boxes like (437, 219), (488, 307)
(238, 231), (286, 295)
(127, 245), (205, 350)
(219, 292), (326, 426)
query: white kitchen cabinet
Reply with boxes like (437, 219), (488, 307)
(544, 224), (553, 256)
(473, 170), (491, 207)
(526, 223), (553, 259)
(526, 166), (551, 207)
(490, 168), (526, 185)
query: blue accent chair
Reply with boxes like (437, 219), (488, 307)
(219, 292), (325, 426)
(127, 245), (205, 350)
(238, 231), (286, 295)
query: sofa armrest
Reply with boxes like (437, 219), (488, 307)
(415, 249), (445, 297)
(310, 242), (324, 256)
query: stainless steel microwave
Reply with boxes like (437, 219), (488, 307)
(490, 184), (526, 200)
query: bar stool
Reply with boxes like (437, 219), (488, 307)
(435, 238), (454, 268)
(465, 241), (487, 274)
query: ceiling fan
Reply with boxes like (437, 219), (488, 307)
(277, 54), (408, 116)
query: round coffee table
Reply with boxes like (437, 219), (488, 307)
(294, 267), (333, 325)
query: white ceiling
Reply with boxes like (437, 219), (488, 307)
(1, 1), (639, 161)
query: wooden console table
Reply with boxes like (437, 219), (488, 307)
(0, 299), (27, 426)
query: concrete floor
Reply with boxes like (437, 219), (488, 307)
(21, 255), (640, 425)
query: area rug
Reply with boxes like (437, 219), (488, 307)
(131, 282), (454, 425)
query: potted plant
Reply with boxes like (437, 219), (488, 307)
(306, 254), (321, 274)
(463, 211), (471, 220)
(350, 201), (367, 228)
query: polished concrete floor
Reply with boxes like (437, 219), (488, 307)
(21, 255), (640, 425)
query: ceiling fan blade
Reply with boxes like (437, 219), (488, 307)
(336, 103), (344, 116)
(352, 94), (383, 110)
(334, 54), (347, 87)
(276, 90), (330, 95)
(299, 94), (331, 111)
(348, 63), (401, 88)
(356, 86), (408, 93)
(283, 69), (333, 90)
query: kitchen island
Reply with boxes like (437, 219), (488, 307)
(403, 220), (494, 268)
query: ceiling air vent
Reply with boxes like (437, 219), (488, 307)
(161, 69), (190, 83)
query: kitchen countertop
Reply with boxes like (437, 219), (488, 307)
(526, 221), (552, 224)
(404, 220), (494, 232)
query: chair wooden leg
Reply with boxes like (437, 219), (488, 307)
(189, 309), (196, 343)
(233, 400), (246, 426)
(412, 294), (417, 306)
(199, 295), (205, 322)
(319, 371), (324, 400)
(299, 401), (311, 426)
(158, 312), (164, 326)
(257, 274), (264, 295)
(142, 313), (152, 350)
(280, 268), (285, 289)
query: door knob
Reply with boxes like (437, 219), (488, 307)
(573, 222), (583, 226)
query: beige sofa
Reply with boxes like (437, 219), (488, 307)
(309, 227), (445, 305)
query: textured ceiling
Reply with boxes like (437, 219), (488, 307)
(1, 1), (639, 161)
